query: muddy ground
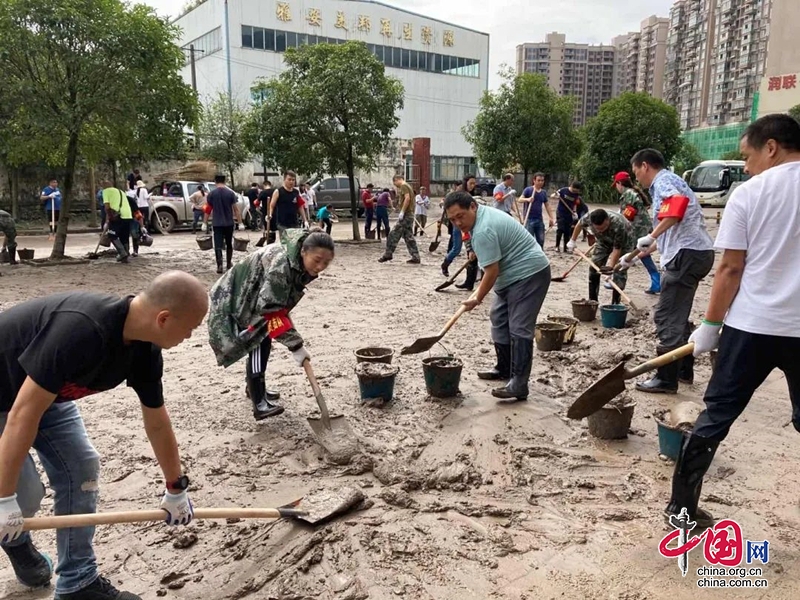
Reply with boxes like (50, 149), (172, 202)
(1, 210), (798, 600)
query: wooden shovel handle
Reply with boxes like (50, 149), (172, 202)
(561, 244), (595, 278)
(303, 359), (331, 427)
(574, 248), (639, 310)
(23, 507), (296, 531)
(626, 344), (695, 378)
(438, 305), (468, 337)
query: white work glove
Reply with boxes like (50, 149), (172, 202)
(292, 346), (311, 367)
(566, 239), (576, 252)
(200, 223), (207, 233)
(689, 320), (723, 357)
(0, 495), (24, 544)
(617, 256), (636, 271)
(160, 490), (194, 525)
(398, 212), (405, 221)
(637, 234), (656, 252)
(303, 221), (310, 230)
(238, 223), (245, 231)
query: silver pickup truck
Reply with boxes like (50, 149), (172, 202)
(148, 180), (249, 232)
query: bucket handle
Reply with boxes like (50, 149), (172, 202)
(427, 341), (454, 359)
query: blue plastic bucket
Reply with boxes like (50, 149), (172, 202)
(355, 363), (399, 403)
(657, 419), (685, 460)
(600, 304), (628, 329)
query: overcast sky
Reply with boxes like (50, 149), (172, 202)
(145, 0), (676, 88)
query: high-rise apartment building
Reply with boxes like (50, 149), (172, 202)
(516, 32), (616, 127)
(613, 16), (670, 99)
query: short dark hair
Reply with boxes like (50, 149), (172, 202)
(214, 174), (226, 184)
(589, 209), (609, 226)
(392, 174), (404, 181)
(251, 182), (258, 187)
(284, 170), (296, 179)
(366, 183), (374, 189)
(569, 181), (584, 192)
(533, 172), (545, 180)
(631, 148), (666, 169)
(302, 231), (334, 253)
(133, 169), (140, 175)
(742, 114), (800, 152)
(443, 190), (476, 211)
(503, 173), (514, 182)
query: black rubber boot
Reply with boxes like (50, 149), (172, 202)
(2, 538), (52, 588)
(492, 336), (534, 402)
(612, 290), (621, 305)
(477, 343), (511, 380)
(441, 259), (450, 277)
(679, 355), (695, 385)
(8, 245), (17, 265)
(246, 374), (284, 420)
(54, 575), (141, 600)
(378, 253), (393, 263)
(664, 434), (719, 529)
(111, 238), (129, 263)
(456, 261), (478, 290)
(636, 346), (679, 394)
(588, 274), (600, 302)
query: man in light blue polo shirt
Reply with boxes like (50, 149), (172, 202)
(445, 191), (551, 402)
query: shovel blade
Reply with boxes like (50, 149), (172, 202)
(567, 362), (628, 419)
(283, 486), (366, 526)
(428, 240), (440, 253)
(307, 415), (359, 464)
(401, 335), (441, 355)
(550, 276), (566, 282)
(435, 279), (455, 292)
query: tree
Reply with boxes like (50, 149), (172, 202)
(673, 142), (703, 175)
(578, 92), (682, 186)
(247, 42), (404, 239)
(721, 149), (744, 161)
(790, 104), (800, 123)
(0, 0), (197, 258)
(463, 69), (581, 181)
(195, 92), (250, 188)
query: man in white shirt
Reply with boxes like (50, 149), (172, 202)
(413, 186), (430, 235)
(665, 114), (800, 527)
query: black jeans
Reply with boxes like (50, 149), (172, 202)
(322, 218), (332, 234)
(375, 206), (390, 239)
(365, 207), (374, 235)
(555, 216), (574, 251)
(109, 217), (131, 255)
(694, 325), (800, 441)
(213, 225), (234, 268)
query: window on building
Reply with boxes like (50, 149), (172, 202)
(286, 32), (297, 48)
(184, 27), (222, 60)
(276, 30), (286, 52)
(265, 29), (276, 51)
(253, 27), (264, 50)
(241, 25), (253, 48)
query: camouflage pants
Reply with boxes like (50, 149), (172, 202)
(385, 216), (419, 259)
(589, 244), (627, 302)
(0, 215), (17, 250)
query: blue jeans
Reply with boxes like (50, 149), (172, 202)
(375, 206), (390, 239)
(525, 219), (545, 248)
(445, 227), (462, 263)
(192, 208), (204, 232)
(0, 402), (100, 594)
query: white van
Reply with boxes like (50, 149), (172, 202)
(682, 160), (750, 207)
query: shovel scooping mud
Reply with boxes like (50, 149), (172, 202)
(551, 244), (595, 282)
(573, 247), (642, 312)
(435, 259), (474, 292)
(401, 305), (468, 355)
(567, 343), (695, 419)
(22, 486), (366, 531)
(303, 359), (359, 464)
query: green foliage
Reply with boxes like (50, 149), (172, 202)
(721, 149), (744, 161)
(790, 104), (800, 123)
(577, 92), (682, 186)
(195, 92), (251, 187)
(245, 41), (404, 239)
(0, 0), (198, 258)
(673, 142), (703, 176)
(463, 69), (581, 177)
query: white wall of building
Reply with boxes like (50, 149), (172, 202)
(175, 0), (489, 158)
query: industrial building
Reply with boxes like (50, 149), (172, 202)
(173, 0), (489, 188)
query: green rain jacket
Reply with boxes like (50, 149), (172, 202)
(208, 229), (315, 367)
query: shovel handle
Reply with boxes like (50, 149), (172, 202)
(574, 248), (639, 310)
(438, 305), (468, 338)
(561, 244), (595, 278)
(626, 343), (695, 379)
(303, 359), (331, 428)
(23, 507), (300, 531)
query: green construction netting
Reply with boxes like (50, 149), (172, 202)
(682, 122), (749, 160)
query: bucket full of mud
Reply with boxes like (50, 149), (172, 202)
(355, 362), (399, 403)
(535, 322), (569, 352)
(196, 235), (213, 251)
(17, 248), (35, 260)
(546, 316), (579, 344)
(656, 419), (685, 460)
(600, 304), (628, 329)
(587, 399), (636, 439)
(233, 236), (249, 252)
(422, 356), (463, 398)
(571, 299), (599, 322)
(355, 346), (394, 364)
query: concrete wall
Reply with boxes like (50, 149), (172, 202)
(757, 0), (800, 117)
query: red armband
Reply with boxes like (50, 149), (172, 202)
(203, 203), (213, 215)
(263, 309), (293, 339)
(658, 195), (690, 220)
(254, 200), (260, 208)
(461, 232), (471, 241)
(622, 205), (638, 221)
(494, 192), (505, 201)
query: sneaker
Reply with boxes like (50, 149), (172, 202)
(378, 254), (393, 263)
(407, 257), (421, 264)
(2, 538), (52, 588)
(54, 575), (141, 600)
(216, 265), (223, 274)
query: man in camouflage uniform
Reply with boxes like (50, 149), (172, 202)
(207, 229), (316, 420)
(378, 174), (420, 264)
(568, 208), (635, 305)
(0, 210), (18, 265)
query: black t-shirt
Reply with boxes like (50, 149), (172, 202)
(275, 186), (301, 228)
(0, 292), (164, 412)
(207, 186), (237, 228)
(258, 188), (273, 205)
(246, 188), (259, 204)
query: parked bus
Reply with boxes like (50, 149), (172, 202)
(682, 160), (750, 207)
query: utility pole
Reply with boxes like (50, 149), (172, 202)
(187, 45), (205, 93)
(224, 0), (232, 101)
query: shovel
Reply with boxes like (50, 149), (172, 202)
(22, 487), (366, 530)
(401, 305), (468, 355)
(567, 343), (695, 419)
(429, 224), (443, 252)
(435, 259), (474, 292)
(303, 359), (358, 461)
(551, 244), (595, 282)
(574, 247), (640, 311)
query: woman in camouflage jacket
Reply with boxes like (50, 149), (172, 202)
(613, 172), (661, 294)
(208, 229), (335, 419)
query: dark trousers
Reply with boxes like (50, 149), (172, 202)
(249, 201), (260, 230)
(376, 206), (390, 239)
(655, 249), (715, 348)
(322, 218), (332, 234)
(414, 214), (427, 234)
(365, 207), (374, 235)
(447, 221), (454, 252)
(247, 336), (272, 378)
(213, 224), (234, 268)
(694, 326), (800, 441)
(555, 216), (573, 251)
(490, 267), (552, 343)
(109, 217), (131, 255)
(192, 209), (204, 233)
(588, 244), (627, 304)
(46, 209), (61, 234)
